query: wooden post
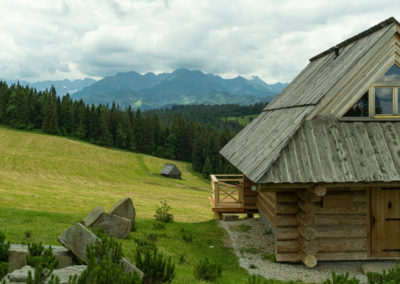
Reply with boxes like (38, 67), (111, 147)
(214, 212), (222, 220)
(297, 188), (320, 268)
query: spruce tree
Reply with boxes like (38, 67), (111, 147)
(42, 93), (59, 134)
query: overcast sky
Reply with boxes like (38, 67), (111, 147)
(0, 0), (398, 84)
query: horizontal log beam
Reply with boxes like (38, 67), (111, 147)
(297, 212), (366, 226)
(275, 227), (299, 240)
(275, 252), (300, 262)
(317, 238), (367, 253)
(276, 214), (298, 227)
(316, 252), (368, 261)
(276, 240), (299, 253)
(276, 203), (299, 215)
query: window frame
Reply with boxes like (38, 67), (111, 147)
(369, 63), (400, 119)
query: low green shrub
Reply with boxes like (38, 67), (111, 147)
(367, 262), (400, 284)
(152, 222), (166, 230)
(193, 258), (222, 282)
(26, 243), (59, 284)
(322, 271), (360, 284)
(180, 229), (193, 243)
(154, 201), (174, 223)
(0, 230), (10, 279)
(68, 233), (141, 284)
(134, 239), (175, 283)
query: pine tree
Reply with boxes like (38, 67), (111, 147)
(42, 93), (59, 134)
(202, 156), (213, 178)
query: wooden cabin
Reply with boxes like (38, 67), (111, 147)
(213, 17), (400, 267)
(161, 163), (181, 179)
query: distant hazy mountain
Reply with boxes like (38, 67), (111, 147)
(6, 78), (97, 96)
(72, 68), (288, 109)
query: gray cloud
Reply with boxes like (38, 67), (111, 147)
(0, 0), (398, 83)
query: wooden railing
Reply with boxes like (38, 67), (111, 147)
(210, 174), (244, 208)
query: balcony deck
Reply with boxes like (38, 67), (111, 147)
(209, 174), (257, 219)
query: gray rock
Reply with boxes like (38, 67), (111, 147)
(51, 265), (87, 283)
(120, 257), (144, 278)
(92, 212), (131, 239)
(57, 223), (98, 263)
(8, 244), (73, 273)
(1, 265), (87, 284)
(2, 265), (34, 283)
(83, 206), (105, 227)
(57, 223), (143, 278)
(109, 197), (136, 229)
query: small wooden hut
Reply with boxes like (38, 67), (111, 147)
(213, 17), (400, 267)
(161, 163), (182, 179)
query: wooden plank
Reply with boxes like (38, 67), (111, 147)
(297, 212), (367, 226)
(275, 227), (299, 240)
(276, 214), (298, 227)
(316, 252), (368, 261)
(276, 240), (299, 253)
(257, 201), (277, 227)
(322, 194), (354, 208)
(316, 224), (367, 238)
(275, 252), (301, 262)
(317, 238), (367, 253)
(276, 192), (298, 203)
(302, 201), (367, 215)
(276, 202), (299, 214)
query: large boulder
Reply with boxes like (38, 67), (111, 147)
(57, 223), (98, 263)
(91, 213), (131, 239)
(83, 206), (105, 227)
(57, 223), (143, 278)
(108, 197), (136, 229)
(1, 265), (87, 284)
(8, 244), (73, 273)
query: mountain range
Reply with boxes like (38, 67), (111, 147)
(72, 68), (287, 109)
(5, 78), (97, 96)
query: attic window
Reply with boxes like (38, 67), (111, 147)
(343, 64), (400, 119)
(374, 64), (400, 117)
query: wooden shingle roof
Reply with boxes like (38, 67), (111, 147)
(220, 17), (399, 183)
(261, 119), (400, 183)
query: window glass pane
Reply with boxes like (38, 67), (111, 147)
(375, 88), (393, 114)
(378, 64), (400, 82)
(343, 92), (369, 117)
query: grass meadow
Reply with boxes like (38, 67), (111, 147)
(0, 126), (250, 283)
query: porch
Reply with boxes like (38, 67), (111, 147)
(209, 174), (258, 220)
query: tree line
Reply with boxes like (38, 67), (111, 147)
(150, 103), (266, 130)
(0, 82), (264, 177)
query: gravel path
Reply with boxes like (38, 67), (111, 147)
(219, 217), (371, 283)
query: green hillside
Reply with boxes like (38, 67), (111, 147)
(0, 126), (250, 283)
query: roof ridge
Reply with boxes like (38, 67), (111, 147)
(310, 17), (398, 62)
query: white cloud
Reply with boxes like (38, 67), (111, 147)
(0, 0), (398, 83)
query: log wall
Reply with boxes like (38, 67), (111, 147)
(257, 186), (369, 266)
